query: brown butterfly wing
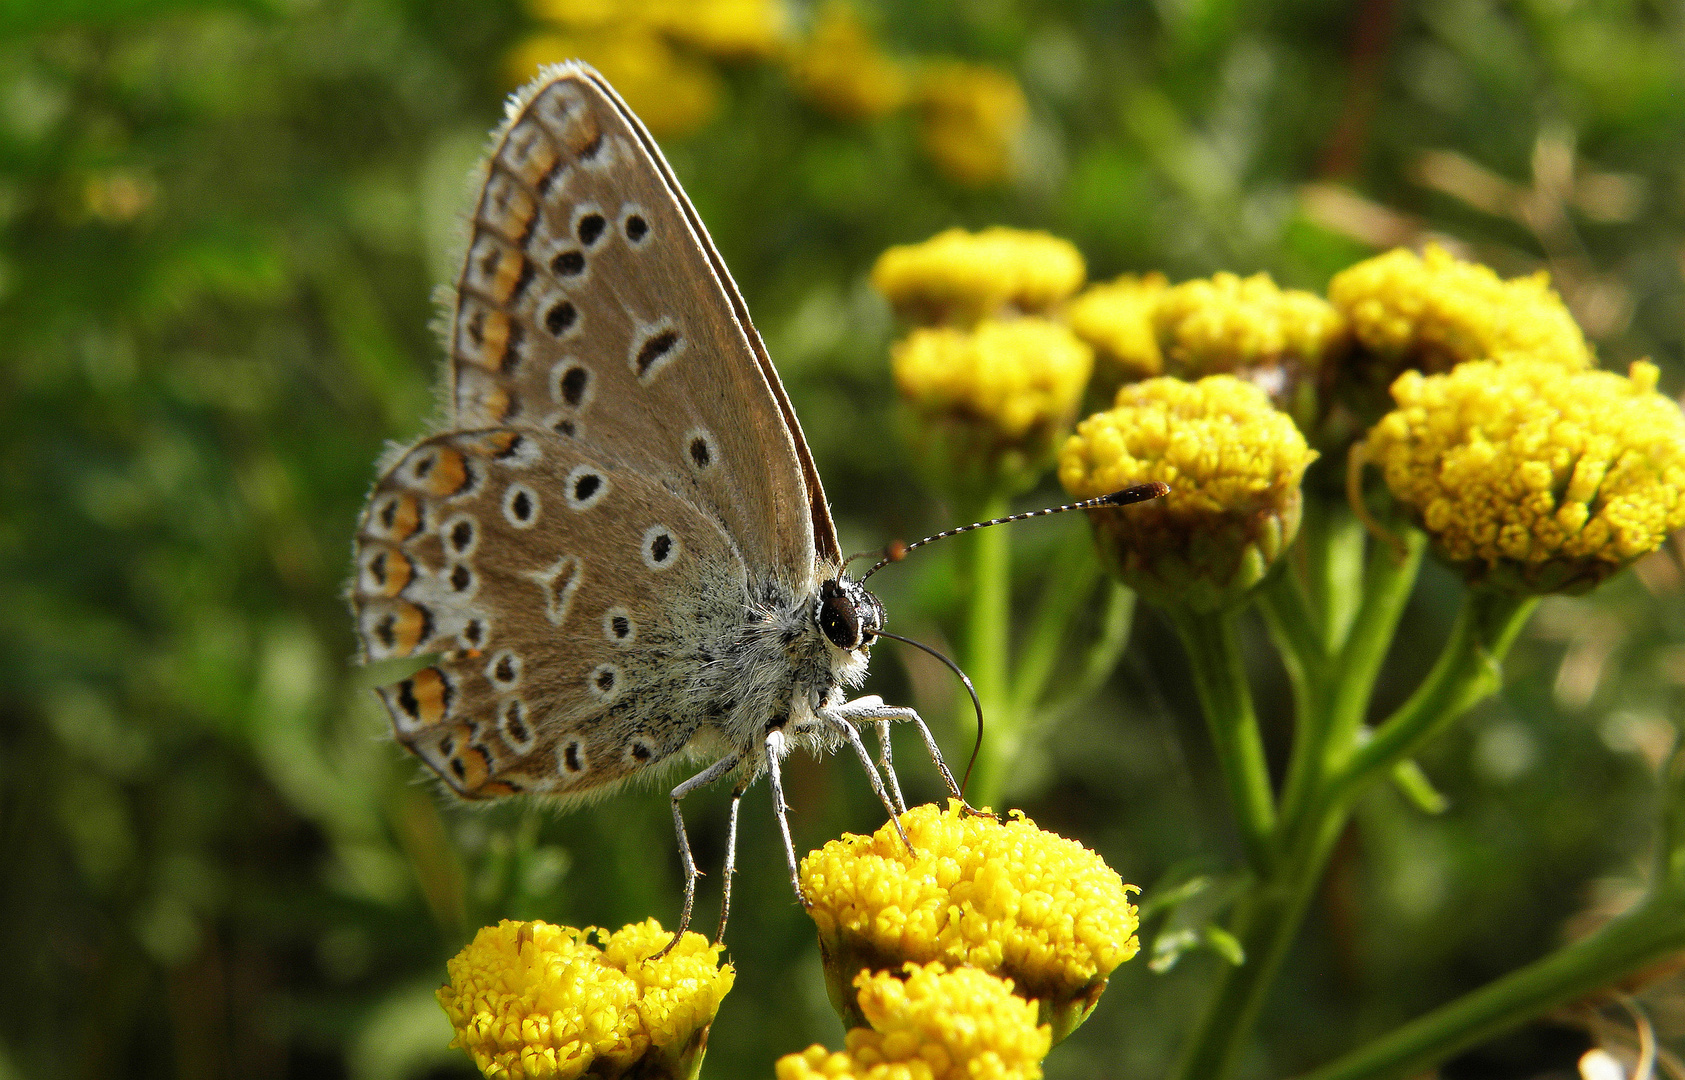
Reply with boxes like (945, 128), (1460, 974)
(448, 62), (841, 583)
(350, 428), (746, 801)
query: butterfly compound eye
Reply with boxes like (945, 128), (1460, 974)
(818, 579), (863, 650)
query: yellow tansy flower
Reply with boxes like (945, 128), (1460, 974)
(800, 801), (1137, 1043)
(651, 0), (788, 60)
(786, 2), (909, 120)
(776, 964), (1052, 1080)
(913, 62), (1027, 186)
(893, 318), (1093, 496)
(505, 30), (721, 138)
(1065, 272), (1169, 382)
(872, 227), (1086, 326)
(1328, 244), (1593, 383)
(1060, 375), (1318, 611)
(1153, 271), (1348, 378)
(1363, 359), (1685, 594)
(437, 918), (733, 1080)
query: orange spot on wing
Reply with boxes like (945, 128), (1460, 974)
(389, 601), (434, 655)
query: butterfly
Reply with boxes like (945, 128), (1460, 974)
(349, 62), (965, 944)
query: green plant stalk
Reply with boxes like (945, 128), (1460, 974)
(1294, 889), (1685, 1080)
(963, 494), (1014, 809)
(1165, 606), (1278, 874)
(1174, 576), (1528, 1080)
(1039, 580), (1134, 726)
(1010, 532), (1103, 718)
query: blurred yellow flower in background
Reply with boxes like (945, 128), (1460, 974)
(776, 963), (1052, 1080)
(872, 227), (1085, 326)
(800, 802), (1137, 1043)
(436, 918), (732, 1080)
(1328, 244), (1593, 381)
(787, 1), (909, 120)
(914, 62), (1028, 186)
(1065, 272), (1169, 382)
(1061, 375), (1317, 611)
(505, 31), (722, 138)
(893, 318), (1093, 496)
(1364, 359), (1685, 594)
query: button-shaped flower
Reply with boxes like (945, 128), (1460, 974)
(1153, 271), (1348, 379)
(800, 801), (1138, 1044)
(1060, 375), (1318, 611)
(872, 228), (1086, 326)
(787, 1), (908, 120)
(776, 963), (1052, 1080)
(913, 62), (1028, 186)
(893, 318), (1093, 497)
(1066, 272), (1169, 383)
(1364, 359), (1685, 594)
(1327, 245), (1593, 411)
(436, 918), (733, 1080)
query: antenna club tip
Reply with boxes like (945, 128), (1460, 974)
(886, 540), (908, 562)
(1101, 481), (1171, 506)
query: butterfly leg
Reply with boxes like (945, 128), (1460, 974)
(832, 698), (968, 806)
(655, 752), (741, 960)
(714, 776), (751, 944)
(820, 710), (912, 850)
(765, 728), (810, 909)
(875, 720), (908, 815)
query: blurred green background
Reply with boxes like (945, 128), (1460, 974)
(3, 1), (1683, 1077)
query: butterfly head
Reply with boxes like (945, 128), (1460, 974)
(817, 576), (884, 653)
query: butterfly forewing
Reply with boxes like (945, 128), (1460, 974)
(351, 427), (748, 801)
(451, 63), (839, 586)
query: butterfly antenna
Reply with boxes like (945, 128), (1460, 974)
(858, 482), (1169, 583)
(873, 629), (988, 800)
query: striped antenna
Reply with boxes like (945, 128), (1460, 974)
(858, 482), (1168, 583)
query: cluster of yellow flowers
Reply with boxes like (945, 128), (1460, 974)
(776, 964), (1052, 1080)
(434, 806), (1138, 1080)
(783, 801), (1139, 1076)
(508, 0), (1027, 185)
(436, 918), (733, 1080)
(878, 226), (1685, 603)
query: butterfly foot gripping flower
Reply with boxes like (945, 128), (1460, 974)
(1360, 359), (1685, 595)
(1060, 375), (1318, 612)
(437, 918), (733, 1080)
(799, 801), (1138, 1044)
(776, 963), (1052, 1080)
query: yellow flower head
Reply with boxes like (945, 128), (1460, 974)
(1153, 271), (1349, 379)
(651, 0), (788, 60)
(1328, 244), (1593, 384)
(1364, 359), (1685, 594)
(893, 318), (1093, 497)
(1065, 273), (1169, 382)
(872, 227), (1086, 327)
(787, 2), (909, 120)
(1060, 375), (1318, 611)
(437, 918), (733, 1080)
(776, 963), (1052, 1080)
(505, 30), (721, 138)
(800, 801), (1138, 1044)
(912, 62), (1027, 186)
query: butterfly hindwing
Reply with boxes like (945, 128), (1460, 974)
(449, 63), (841, 588)
(351, 427), (748, 801)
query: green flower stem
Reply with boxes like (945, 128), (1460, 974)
(1328, 586), (1536, 805)
(1297, 887), (1685, 1080)
(1010, 532), (1103, 719)
(1039, 579), (1134, 726)
(1302, 502), (1369, 651)
(1165, 606), (1278, 873)
(964, 494), (1014, 808)
(1318, 531), (1427, 768)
